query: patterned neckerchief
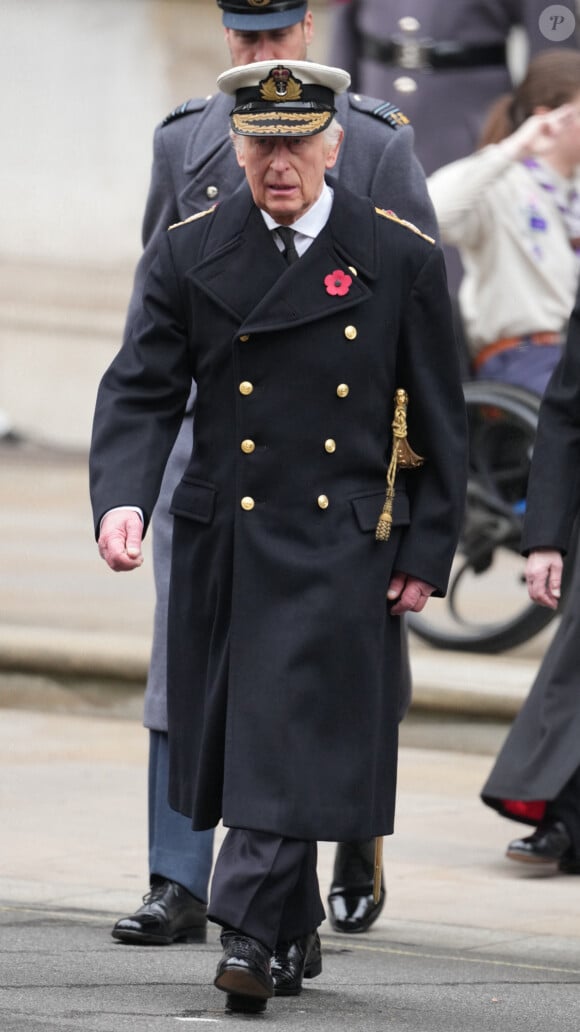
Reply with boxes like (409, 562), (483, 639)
(522, 156), (580, 257)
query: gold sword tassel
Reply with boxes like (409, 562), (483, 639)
(373, 390), (424, 897)
(373, 836), (383, 904)
(375, 388), (424, 541)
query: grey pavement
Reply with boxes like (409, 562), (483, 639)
(1, 439), (580, 1030)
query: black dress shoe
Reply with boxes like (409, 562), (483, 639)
(111, 878), (207, 945)
(225, 993), (267, 1015)
(271, 930), (322, 996)
(506, 820), (573, 865)
(214, 931), (274, 1009)
(327, 839), (386, 934)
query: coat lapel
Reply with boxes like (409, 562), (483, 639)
(185, 183), (288, 322)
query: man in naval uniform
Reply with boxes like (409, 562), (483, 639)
(111, 0), (439, 954)
(90, 58), (467, 1014)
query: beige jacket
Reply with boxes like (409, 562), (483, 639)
(428, 145), (580, 358)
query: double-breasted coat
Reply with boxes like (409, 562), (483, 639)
(482, 288), (580, 819)
(130, 89), (437, 733)
(90, 180), (467, 842)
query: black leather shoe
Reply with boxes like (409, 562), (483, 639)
(225, 994), (267, 1015)
(506, 820), (572, 865)
(111, 878), (207, 945)
(214, 931), (274, 1008)
(327, 840), (386, 934)
(271, 930), (322, 996)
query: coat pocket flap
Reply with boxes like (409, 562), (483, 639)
(351, 490), (410, 533)
(170, 478), (217, 524)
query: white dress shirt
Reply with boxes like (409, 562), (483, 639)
(261, 182), (334, 256)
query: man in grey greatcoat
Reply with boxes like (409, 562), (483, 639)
(90, 57), (467, 1013)
(110, 0), (439, 956)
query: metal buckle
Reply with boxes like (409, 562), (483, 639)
(391, 37), (432, 71)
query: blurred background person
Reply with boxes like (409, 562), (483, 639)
(329, 0), (579, 176)
(428, 49), (580, 395)
(329, 1), (579, 289)
(426, 43), (580, 875)
(480, 283), (580, 875)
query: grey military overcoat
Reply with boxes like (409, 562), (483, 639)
(90, 181), (467, 842)
(133, 90), (438, 732)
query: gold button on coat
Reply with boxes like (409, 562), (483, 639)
(317, 495), (329, 510)
(336, 384), (349, 398)
(344, 325), (357, 340)
(324, 439), (336, 454)
(240, 334), (250, 342)
(206, 185), (219, 199)
(239, 381), (254, 395)
(241, 496), (255, 511)
(241, 439), (255, 454)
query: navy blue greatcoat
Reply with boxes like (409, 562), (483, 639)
(90, 180), (466, 842)
(131, 91), (437, 733)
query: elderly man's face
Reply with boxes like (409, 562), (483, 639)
(225, 14), (313, 65)
(235, 131), (342, 225)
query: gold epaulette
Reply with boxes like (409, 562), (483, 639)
(375, 207), (435, 245)
(169, 204), (217, 231)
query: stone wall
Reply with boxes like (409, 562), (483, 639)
(0, 0), (329, 446)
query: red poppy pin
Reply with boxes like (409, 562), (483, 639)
(324, 269), (352, 296)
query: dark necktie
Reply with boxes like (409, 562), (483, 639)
(275, 226), (299, 265)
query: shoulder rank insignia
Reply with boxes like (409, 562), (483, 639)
(375, 207), (435, 245)
(169, 205), (217, 231)
(161, 99), (200, 127)
(348, 94), (410, 130)
(371, 101), (410, 130)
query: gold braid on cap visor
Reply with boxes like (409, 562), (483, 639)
(232, 110), (331, 134)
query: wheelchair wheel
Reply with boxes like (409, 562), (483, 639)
(408, 380), (561, 653)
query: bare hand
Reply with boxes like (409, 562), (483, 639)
(525, 548), (563, 609)
(501, 104), (578, 163)
(387, 571), (435, 615)
(98, 510), (144, 572)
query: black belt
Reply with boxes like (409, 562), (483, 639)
(358, 32), (506, 71)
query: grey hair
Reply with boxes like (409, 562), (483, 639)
(324, 117), (343, 148)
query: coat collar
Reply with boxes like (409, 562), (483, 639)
(183, 93), (234, 174)
(178, 94), (242, 213)
(185, 178), (380, 333)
